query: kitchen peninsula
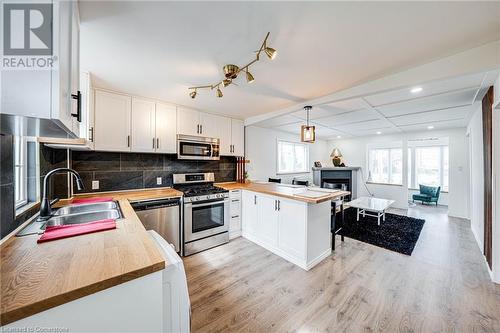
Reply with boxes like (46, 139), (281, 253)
(218, 182), (350, 270)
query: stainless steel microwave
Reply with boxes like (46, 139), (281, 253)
(177, 134), (220, 160)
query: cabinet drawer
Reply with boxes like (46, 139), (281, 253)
(230, 216), (241, 231)
(230, 202), (241, 217)
(230, 189), (241, 200)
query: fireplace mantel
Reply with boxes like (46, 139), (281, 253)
(312, 166), (361, 199)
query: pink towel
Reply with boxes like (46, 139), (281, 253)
(71, 197), (114, 204)
(38, 219), (116, 243)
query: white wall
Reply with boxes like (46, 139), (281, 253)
(467, 107), (485, 252)
(493, 77), (500, 283)
(245, 126), (328, 184)
(326, 128), (470, 215)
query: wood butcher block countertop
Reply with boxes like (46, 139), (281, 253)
(216, 182), (350, 204)
(0, 187), (183, 325)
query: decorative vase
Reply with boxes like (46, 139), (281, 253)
(332, 157), (342, 167)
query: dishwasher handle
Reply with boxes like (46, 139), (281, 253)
(130, 198), (180, 211)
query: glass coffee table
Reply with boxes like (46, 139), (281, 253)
(347, 197), (395, 225)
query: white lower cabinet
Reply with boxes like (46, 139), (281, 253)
(241, 190), (331, 271)
(229, 190), (242, 239)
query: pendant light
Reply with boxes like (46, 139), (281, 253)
(301, 106), (315, 143)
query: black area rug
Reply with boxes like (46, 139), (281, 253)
(338, 208), (425, 255)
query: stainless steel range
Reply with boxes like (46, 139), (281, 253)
(174, 173), (229, 256)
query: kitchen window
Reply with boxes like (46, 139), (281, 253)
(14, 136), (27, 208)
(277, 140), (309, 174)
(367, 147), (402, 185)
(408, 145), (448, 191)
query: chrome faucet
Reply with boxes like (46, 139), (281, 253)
(39, 168), (85, 220)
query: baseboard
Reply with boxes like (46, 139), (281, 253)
(242, 232), (330, 271)
(306, 248), (332, 270)
(229, 230), (242, 240)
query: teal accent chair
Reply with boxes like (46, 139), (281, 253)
(413, 185), (440, 205)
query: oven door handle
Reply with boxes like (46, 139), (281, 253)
(187, 199), (228, 208)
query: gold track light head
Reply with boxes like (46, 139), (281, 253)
(189, 89), (197, 99)
(264, 46), (277, 60)
(216, 87), (223, 98)
(245, 69), (255, 83)
(223, 79), (232, 87)
(223, 64), (240, 79)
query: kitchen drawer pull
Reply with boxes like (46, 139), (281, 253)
(231, 199), (239, 202)
(231, 215), (239, 219)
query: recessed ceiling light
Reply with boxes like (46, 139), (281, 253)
(337, 135), (341, 139)
(427, 125), (434, 130)
(411, 87), (423, 94)
(376, 131), (382, 135)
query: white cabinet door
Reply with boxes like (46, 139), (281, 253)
(155, 103), (177, 153)
(277, 199), (307, 260)
(177, 107), (200, 136)
(131, 98), (156, 152)
(242, 190), (259, 237)
(218, 116), (232, 155)
(231, 119), (245, 156)
(199, 112), (220, 138)
(257, 194), (279, 247)
(79, 71), (94, 149)
(69, 1), (80, 136)
(94, 90), (132, 152)
(51, 0), (74, 134)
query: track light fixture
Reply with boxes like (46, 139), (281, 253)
(188, 32), (277, 98)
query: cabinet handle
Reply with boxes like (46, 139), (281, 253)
(278, 200), (281, 211)
(200, 124), (203, 134)
(157, 138), (160, 149)
(197, 124), (200, 134)
(254, 195), (256, 205)
(231, 215), (239, 219)
(127, 135), (130, 147)
(153, 138), (155, 149)
(274, 200), (277, 211)
(71, 90), (82, 122)
(89, 127), (94, 142)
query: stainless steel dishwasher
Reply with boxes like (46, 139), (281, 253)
(131, 197), (181, 252)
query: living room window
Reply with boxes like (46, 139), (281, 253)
(408, 145), (449, 191)
(277, 140), (309, 174)
(367, 147), (402, 185)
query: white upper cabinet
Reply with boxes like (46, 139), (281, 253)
(78, 71), (95, 149)
(131, 98), (156, 152)
(177, 107), (201, 136)
(2, 0), (80, 137)
(218, 116), (232, 156)
(199, 113), (220, 138)
(94, 90), (132, 152)
(155, 103), (177, 154)
(231, 119), (245, 156)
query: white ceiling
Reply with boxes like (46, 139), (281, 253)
(79, 1), (500, 119)
(253, 71), (498, 139)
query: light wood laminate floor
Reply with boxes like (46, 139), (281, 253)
(183, 205), (500, 332)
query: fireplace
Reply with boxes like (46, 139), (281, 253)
(312, 167), (360, 200)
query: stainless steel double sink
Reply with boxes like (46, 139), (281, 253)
(17, 201), (122, 236)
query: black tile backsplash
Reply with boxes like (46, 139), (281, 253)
(72, 151), (121, 171)
(0, 134), (15, 239)
(39, 145), (70, 200)
(71, 151), (237, 194)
